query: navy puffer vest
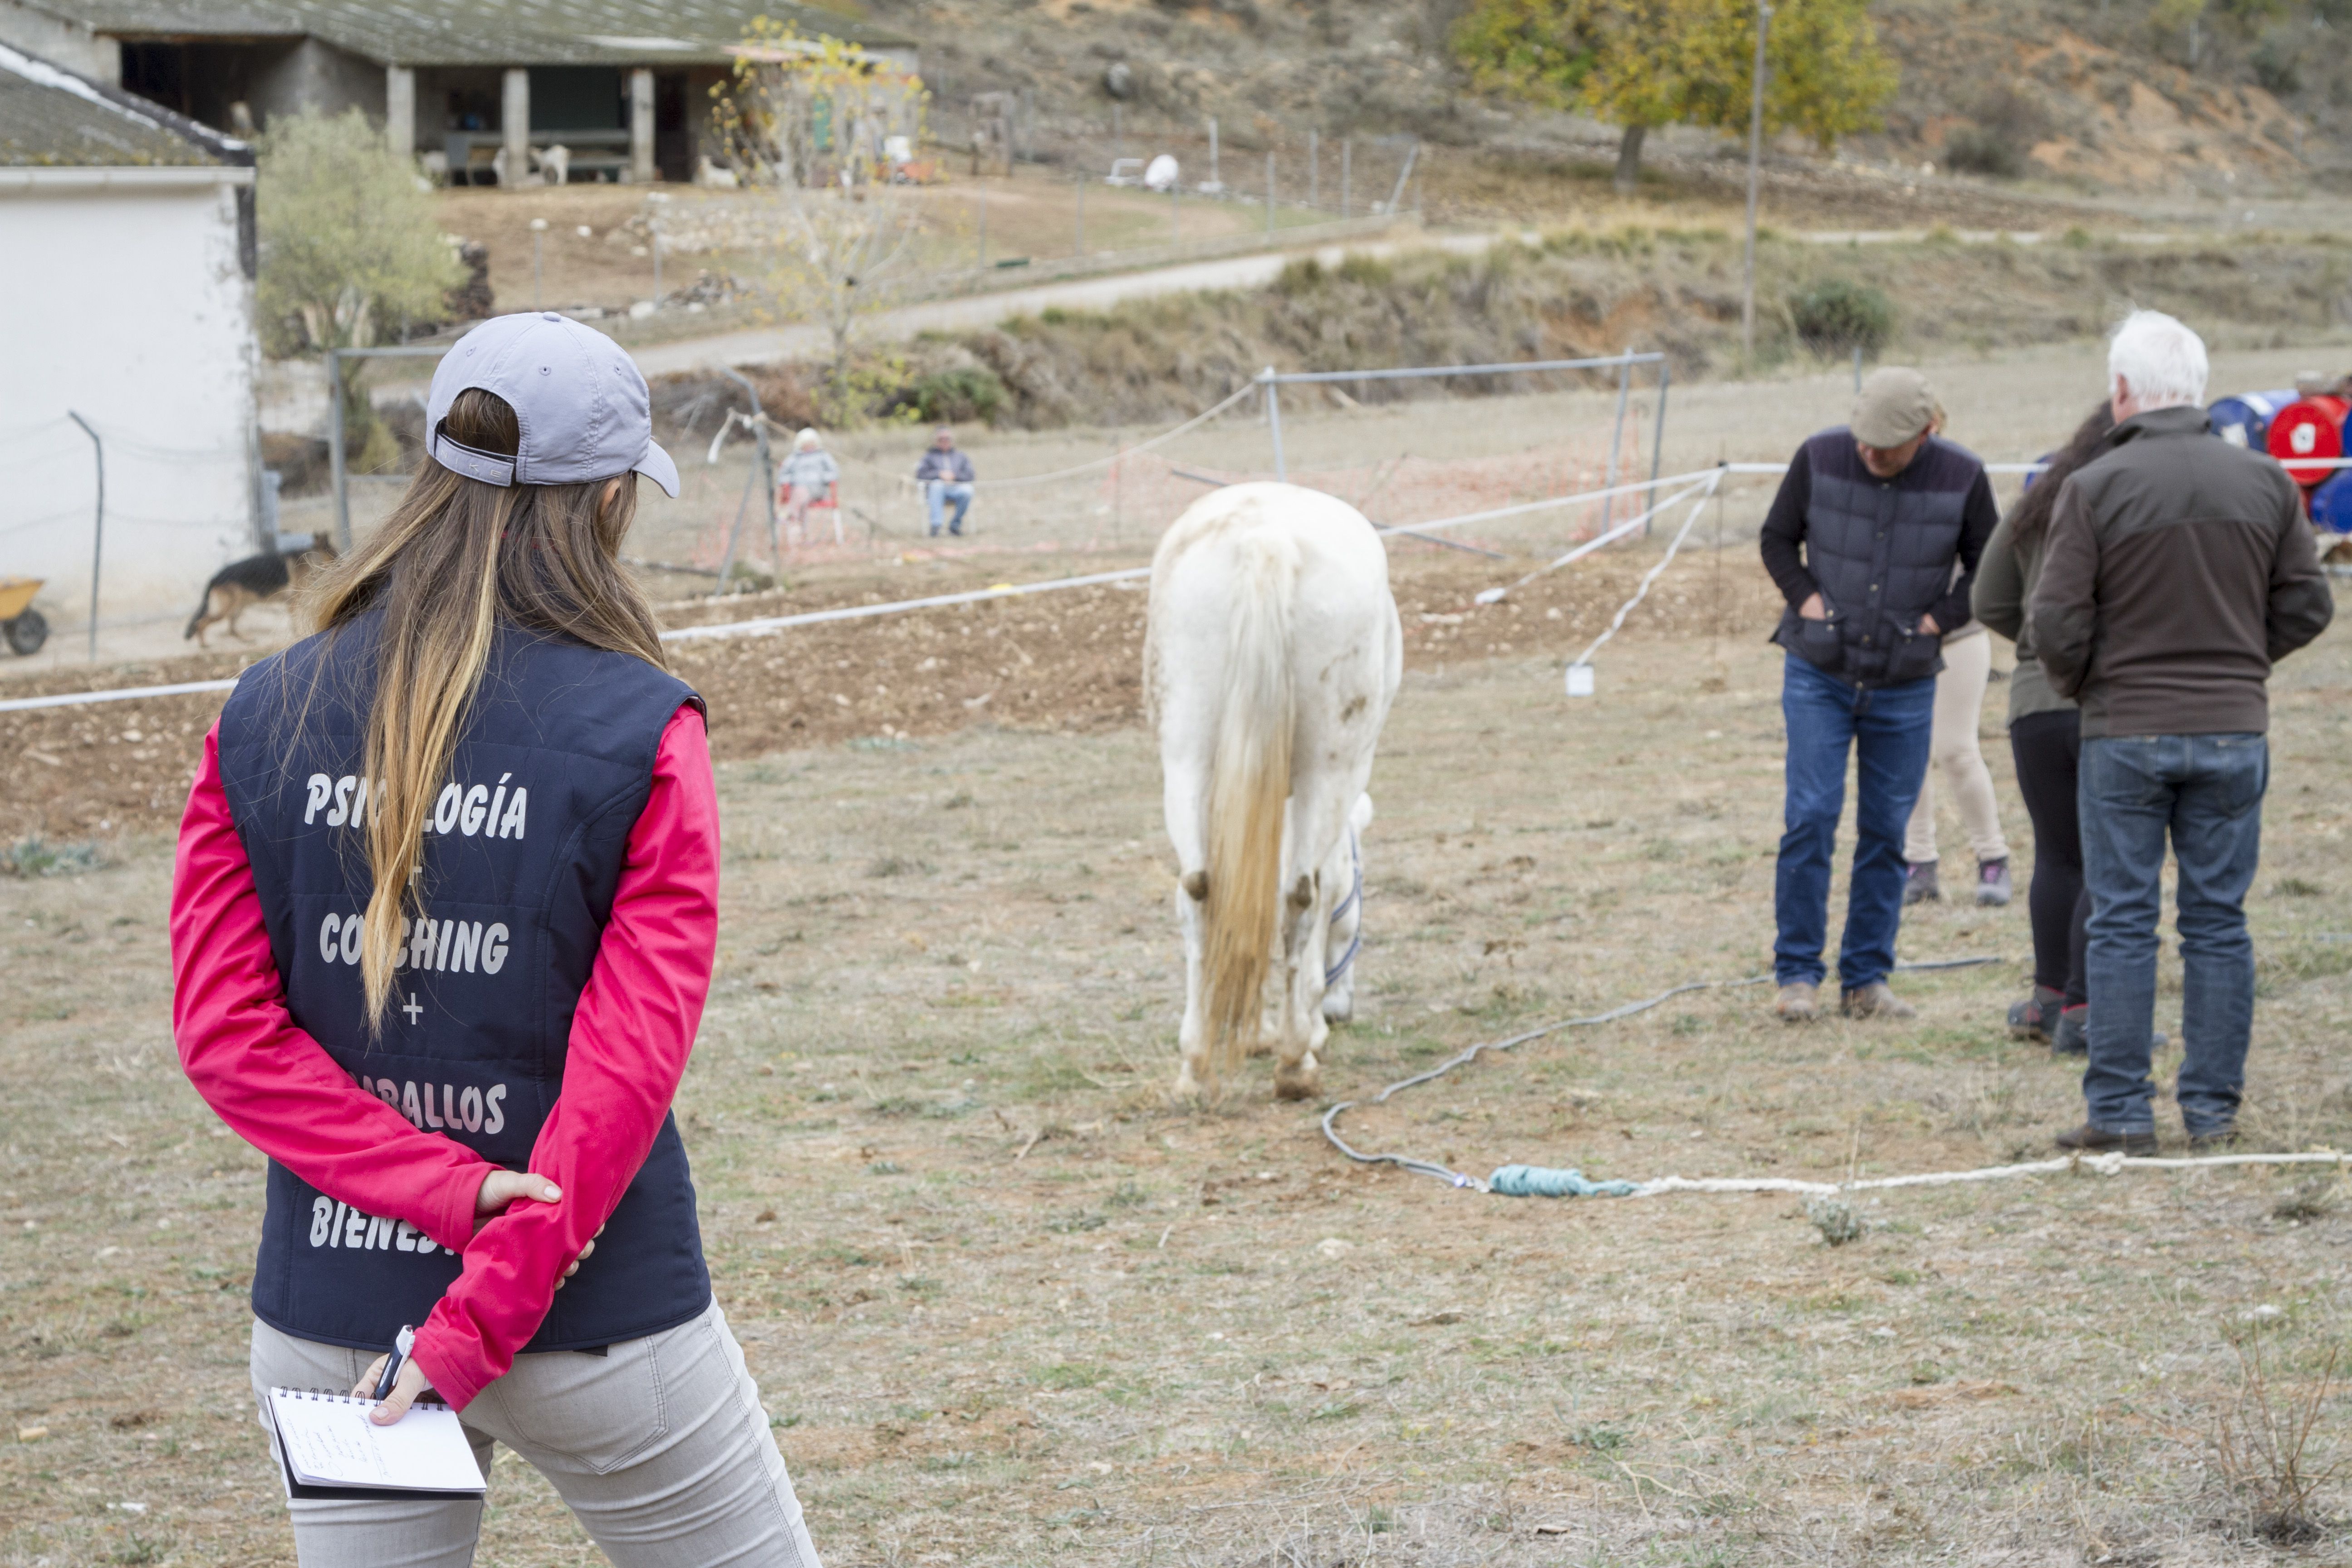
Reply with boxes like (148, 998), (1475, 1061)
(1773, 431), (1978, 688)
(214, 612), (712, 1352)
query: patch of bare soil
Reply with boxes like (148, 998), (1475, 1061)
(0, 548), (1774, 846)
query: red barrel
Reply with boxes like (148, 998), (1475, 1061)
(2267, 395), (2349, 487)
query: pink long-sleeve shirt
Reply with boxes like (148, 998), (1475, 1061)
(172, 703), (717, 1410)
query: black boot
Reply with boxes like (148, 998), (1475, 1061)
(2008, 986), (2063, 1043)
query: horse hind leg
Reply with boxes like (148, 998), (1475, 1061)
(1172, 877), (1211, 1101)
(1166, 751), (1214, 1101)
(1273, 818), (1338, 1103)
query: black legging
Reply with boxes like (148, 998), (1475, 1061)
(2009, 708), (2089, 1006)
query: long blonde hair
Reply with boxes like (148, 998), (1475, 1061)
(304, 389), (667, 1032)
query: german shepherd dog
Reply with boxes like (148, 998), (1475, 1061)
(184, 534), (338, 647)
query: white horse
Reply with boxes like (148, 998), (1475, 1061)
(1146, 483), (1402, 1100)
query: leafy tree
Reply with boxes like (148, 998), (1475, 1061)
(256, 108), (461, 469)
(713, 23), (927, 420)
(1454, 0), (1897, 192)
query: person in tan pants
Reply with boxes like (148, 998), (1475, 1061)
(1901, 619), (2013, 906)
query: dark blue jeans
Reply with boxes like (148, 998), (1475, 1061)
(1775, 653), (1936, 993)
(2078, 733), (2268, 1137)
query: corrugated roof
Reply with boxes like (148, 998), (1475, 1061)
(22, 0), (916, 64)
(0, 39), (239, 163)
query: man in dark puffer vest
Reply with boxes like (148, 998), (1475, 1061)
(1759, 368), (2000, 1022)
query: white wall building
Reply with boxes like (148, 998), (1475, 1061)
(0, 41), (258, 649)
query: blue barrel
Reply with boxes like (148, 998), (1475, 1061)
(2307, 468), (2352, 534)
(2208, 389), (2300, 451)
(2020, 450), (2055, 490)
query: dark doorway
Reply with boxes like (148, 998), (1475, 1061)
(529, 66), (622, 131)
(654, 71), (692, 182)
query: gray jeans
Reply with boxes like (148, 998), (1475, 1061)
(249, 1299), (821, 1568)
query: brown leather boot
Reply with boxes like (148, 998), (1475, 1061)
(1840, 982), (1916, 1020)
(2054, 1122), (2158, 1156)
(1774, 982), (1819, 1022)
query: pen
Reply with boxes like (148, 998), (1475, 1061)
(372, 1324), (416, 1402)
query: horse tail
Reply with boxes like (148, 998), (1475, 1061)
(1200, 531), (1296, 1084)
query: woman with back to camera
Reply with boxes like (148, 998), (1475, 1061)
(1972, 402), (2115, 1055)
(170, 312), (822, 1566)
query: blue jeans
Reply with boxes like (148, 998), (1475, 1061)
(925, 481), (973, 535)
(1774, 653), (1936, 992)
(2078, 733), (2267, 1137)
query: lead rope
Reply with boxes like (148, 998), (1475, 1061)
(1323, 827), (1363, 988)
(1310, 957), (2197, 1196)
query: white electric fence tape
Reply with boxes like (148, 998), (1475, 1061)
(0, 464), (1732, 713)
(1562, 469), (1724, 696)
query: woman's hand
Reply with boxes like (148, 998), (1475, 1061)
(475, 1168), (561, 1228)
(555, 1224), (604, 1289)
(471, 1169), (604, 1287)
(353, 1352), (436, 1426)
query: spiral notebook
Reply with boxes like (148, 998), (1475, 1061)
(265, 1387), (486, 1501)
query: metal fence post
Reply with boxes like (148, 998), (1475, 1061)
(66, 411), (102, 661)
(1263, 368), (1286, 482)
(327, 347), (350, 552)
(1646, 360), (1672, 536)
(1601, 354), (1630, 532)
(715, 368), (770, 583)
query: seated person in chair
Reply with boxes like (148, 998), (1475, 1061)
(778, 428), (841, 548)
(913, 427), (975, 538)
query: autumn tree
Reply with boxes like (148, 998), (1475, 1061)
(1454, 0), (1897, 192)
(713, 23), (927, 418)
(256, 108), (461, 469)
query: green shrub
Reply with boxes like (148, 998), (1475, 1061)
(1942, 127), (2025, 179)
(2251, 34), (2302, 93)
(890, 367), (1006, 426)
(1788, 277), (1895, 358)
(2, 838), (104, 877)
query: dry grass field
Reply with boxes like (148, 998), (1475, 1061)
(4, 529), (2352, 1565)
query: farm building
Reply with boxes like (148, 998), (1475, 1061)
(0, 39), (260, 649)
(0, 0), (922, 186)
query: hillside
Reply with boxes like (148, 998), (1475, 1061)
(860, 0), (2351, 216)
(639, 229), (2352, 436)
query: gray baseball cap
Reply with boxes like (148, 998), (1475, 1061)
(1851, 367), (1938, 449)
(425, 312), (680, 497)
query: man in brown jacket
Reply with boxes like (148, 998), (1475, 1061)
(2031, 310), (2334, 1154)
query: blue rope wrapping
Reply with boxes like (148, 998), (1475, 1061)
(1488, 1165), (1642, 1199)
(1489, 1164), (1640, 1198)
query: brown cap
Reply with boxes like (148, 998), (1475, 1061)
(1852, 367), (1937, 449)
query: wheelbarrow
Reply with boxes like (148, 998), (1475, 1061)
(0, 578), (49, 656)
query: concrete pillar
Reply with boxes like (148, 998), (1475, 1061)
(385, 65), (415, 159)
(629, 68), (655, 184)
(501, 68), (530, 187)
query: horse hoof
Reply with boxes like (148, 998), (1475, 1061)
(1274, 1068), (1319, 1101)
